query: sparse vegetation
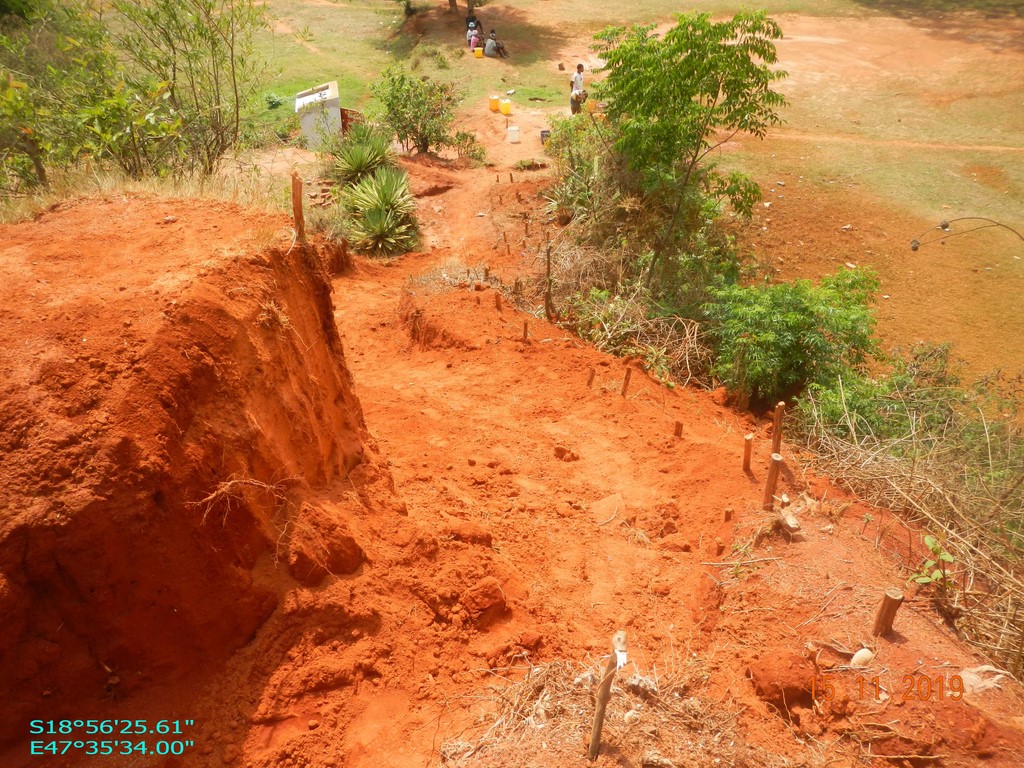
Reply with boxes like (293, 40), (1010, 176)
(0, 0), (268, 191)
(797, 345), (1024, 672)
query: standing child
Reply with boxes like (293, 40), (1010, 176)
(570, 63), (584, 114)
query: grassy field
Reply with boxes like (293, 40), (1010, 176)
(253, 0), (862, 127)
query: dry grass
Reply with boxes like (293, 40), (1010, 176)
(523, 245), (714, 388)
(440, 657), (811, 768)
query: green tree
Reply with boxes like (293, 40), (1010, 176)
(110, 0), (268, 175)
(594, 12), (787, 283)
(0, 0), (119, 187)
(371, 67), (458, 154)
(703, 269), (879, 405)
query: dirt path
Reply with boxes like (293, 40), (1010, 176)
(312, 150), (1024, 765)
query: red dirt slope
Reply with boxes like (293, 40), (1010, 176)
(1, 183), (1023, 768)
(0, 196), (370, 744)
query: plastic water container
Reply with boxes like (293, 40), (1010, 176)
(540, 129), (551, 145)
(488, 95), (499, 112)
(507, 125), (520, 143)
(474, 47), (483, 59)
(499, 98), (512, 115)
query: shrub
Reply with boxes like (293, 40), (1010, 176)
(111, 0), (269, 175)
(703, 268), (879, 405)
(343, 166), (418, 256)
(449, 130), (485, 161)
(265, 92), (283, 109)
(371, 66), (458, 154)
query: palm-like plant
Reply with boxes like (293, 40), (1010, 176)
(333, 127), (395, 186)
(343, 166), (418, 256)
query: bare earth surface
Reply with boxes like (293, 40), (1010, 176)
(2, 8), (1024, 768)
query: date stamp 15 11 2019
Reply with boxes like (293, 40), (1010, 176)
(812, 674), (965, 703)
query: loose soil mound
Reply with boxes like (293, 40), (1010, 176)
(0, 196), (370, 743)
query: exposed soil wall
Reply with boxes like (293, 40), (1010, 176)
(0, 197), (367, 744)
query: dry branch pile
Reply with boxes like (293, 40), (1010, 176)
(799, 390), (1024, 677)
(527, 244), (714, 388)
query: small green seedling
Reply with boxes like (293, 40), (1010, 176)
(910, 534), (955, 588)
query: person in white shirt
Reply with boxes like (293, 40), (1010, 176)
(570, 64), (585, 114)
(484, 29), (508, 58)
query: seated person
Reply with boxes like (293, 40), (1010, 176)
(466, 12), (480, 29)
(484, 30), (509, 58)
(469, 28), (481, 51)
(466, 21), (477, 46)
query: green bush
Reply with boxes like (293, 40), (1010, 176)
(342, 166), (418, 256)
(703, 268), (879, 405)
(371, 66), (457, 154)
(449, 130), (485, 161)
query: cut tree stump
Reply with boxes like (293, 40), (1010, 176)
(872, 587), (905, 636)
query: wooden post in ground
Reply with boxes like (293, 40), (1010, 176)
(743, 433), (754, 472)
(674, 421), (683, 438)
(495, 293), (503, 311)
(484, 266), (490, 280)
(587, 368), (596, 388)
(724, 507), (733, 522)
(290, 172), (305, 243)
(872, 588), (905, 636)
(621, 368), (632, 398)
(588, 631), (627, 761)
(771, 401), (786, 454)
(523, 320), (529, 343)
(763, 453), (783, 511)
(509, 172), (514, 183)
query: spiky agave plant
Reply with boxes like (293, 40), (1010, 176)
(333, 126), (396, 186)
(344, 166), (419, 256)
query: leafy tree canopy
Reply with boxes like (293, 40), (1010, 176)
(594, 11), (787, 210)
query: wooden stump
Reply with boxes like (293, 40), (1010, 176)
(290, 172), (305, 243)
(674, 421), (683, 438)
(743, 433), (754, 472)
(620, 368), (632, 398)
(762, 453), (783, 511)
(872, 587), (905, 636)
(588, 631), (627, 761)
(771, 401), (786, 454)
